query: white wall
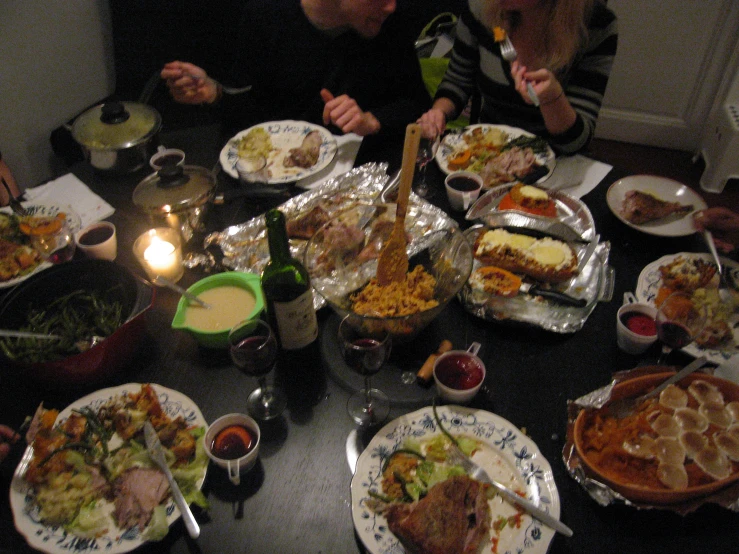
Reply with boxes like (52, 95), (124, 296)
(0, 1), (115, 189)
(596, 0), (739, 150)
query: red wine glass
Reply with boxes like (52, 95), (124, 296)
(655, 291), (706, 364)
(338, 316), (391, 427)
(413, 137), (439, 198)
(229, 319), (286, 420)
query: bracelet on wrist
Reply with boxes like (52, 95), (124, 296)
(540, 90), (564, 107)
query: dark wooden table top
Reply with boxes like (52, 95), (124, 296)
(1, 123), (736, 554)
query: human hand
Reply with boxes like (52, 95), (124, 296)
(0, 424), (19, 464)
(161, 61), (219, 105)
(511, 61), (562, 106)
(417, 108), (446, 140)
(694, 207), (739, 253)
(320, 89), (380, 136)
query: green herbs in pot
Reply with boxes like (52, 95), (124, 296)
(0, 289), (124, 363)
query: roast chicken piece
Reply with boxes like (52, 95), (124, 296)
(283, 130), (322, 169)
(285, 205), (330, 240)
(621, 190), (693, 224)
(384, 475), (491, 554)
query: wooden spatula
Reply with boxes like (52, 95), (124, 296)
(376, 123), (422, 286)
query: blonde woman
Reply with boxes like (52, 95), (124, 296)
(418, 0), (618, 154)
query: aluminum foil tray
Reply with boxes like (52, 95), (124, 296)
(458, 224), (613, 333)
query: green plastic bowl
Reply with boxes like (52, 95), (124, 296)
(171, 271), (265, 348)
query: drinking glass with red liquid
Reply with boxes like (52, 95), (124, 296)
(229, 319), (286, 420)
(655, 291), (706, 364)
(338, 316), (391, 427)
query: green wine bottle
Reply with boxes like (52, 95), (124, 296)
(261, 209), (318, 350)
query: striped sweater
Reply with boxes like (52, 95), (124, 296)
(435, 0), (618, 154)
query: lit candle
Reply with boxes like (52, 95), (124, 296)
(134, 229), (184, 283)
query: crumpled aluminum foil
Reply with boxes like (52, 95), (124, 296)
(563, 365), (739, 514)
(203, 162), (459, 310)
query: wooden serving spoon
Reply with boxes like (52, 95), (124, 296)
(376, 123), (422, 286)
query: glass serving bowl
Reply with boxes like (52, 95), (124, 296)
(304, 207), (473, 343)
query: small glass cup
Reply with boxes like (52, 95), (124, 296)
(133, 227), (184, 283)
(30, 207), (80, 264)
(236, 155), (268, 185)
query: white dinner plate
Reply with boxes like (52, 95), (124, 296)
(435, 124), (556, 186)
(0, 204), (81, 289)
(635, 252), (739, 364)
(220, 120), (338, 184)
(351, 405), (559, 554)
(606, 175), (707, 237)
(10, 383), (207, 554)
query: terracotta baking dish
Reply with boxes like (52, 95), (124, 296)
(574, 371), (739, 504)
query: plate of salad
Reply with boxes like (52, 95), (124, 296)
(10, 383), (209, 554)
(351, 404), (559, 554)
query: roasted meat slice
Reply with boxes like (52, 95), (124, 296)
(285, 205), (330, 240)
(385, 475), (490, 554)
(113, 467), (170, 530)
(621, 190), (693, 224)
(284, 130), (322, 169)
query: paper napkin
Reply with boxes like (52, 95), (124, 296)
(542, 154), (613, 199)
(24, 173), (115, 229)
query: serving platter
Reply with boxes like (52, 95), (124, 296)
(635, 252), (739, 364)
(435, 124), (556, 186)
(573, 372), (739, 505)
(606, 175), (707, 237)
(10, 383), (207, 554)
(0, 204), (81, 289)
(351, 405), (558, 554)
(219, 120), (338, 183)
(466, 182), (597, 242)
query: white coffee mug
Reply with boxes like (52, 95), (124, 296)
(616, 292), (658, 354)
(204, 413), (260, 485)
(75, 221), (117, 261)
(445, 171), (483, 211)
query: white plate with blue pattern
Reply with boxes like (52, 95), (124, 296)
(351, 405), (559, 554)
(220, 120), (338, 184)
(10, 383), (207, 554)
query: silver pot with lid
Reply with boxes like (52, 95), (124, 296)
(71, 101), (162, 173)
(133, 163), (216, 243)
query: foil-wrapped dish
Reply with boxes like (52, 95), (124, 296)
(205, 163), (460, 311)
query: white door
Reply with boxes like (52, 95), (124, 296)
(596, 0), (739, 151)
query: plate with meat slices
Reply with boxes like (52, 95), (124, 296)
(220, 120), (338, 184)
(606, 175), (707, 237)
(435, 124), (556, 188)
(10, 383), (208, 554)
(351, 405), (559, 554)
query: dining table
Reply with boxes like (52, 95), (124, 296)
(1, 121), (737, 554)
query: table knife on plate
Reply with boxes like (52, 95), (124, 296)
(143, 422), (200, 539)
(452, 446), (573, 537)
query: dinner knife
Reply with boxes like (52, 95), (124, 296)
(451, 445), (573, 537)
(518, 282), (587, 307)
(143, 422), (200, 539)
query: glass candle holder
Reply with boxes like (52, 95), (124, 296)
(133, 227), (184, 283)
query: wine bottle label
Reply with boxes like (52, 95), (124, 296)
(272, 290), (318, 350)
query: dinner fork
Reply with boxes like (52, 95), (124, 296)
(499, 35), (540, 107)
(701, 230), (734, 305)
(1, 177), (28, 216)
(184, 72), (252, 95)
(445, 443), (573, 536)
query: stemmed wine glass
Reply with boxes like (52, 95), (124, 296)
(229, 319), (287, 420)
(655, 291), (706, 364)
(413, 136), (440, 198)
(338, 316), (392, 427)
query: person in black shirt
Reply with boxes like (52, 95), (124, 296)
(161, 0), (430, 138)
